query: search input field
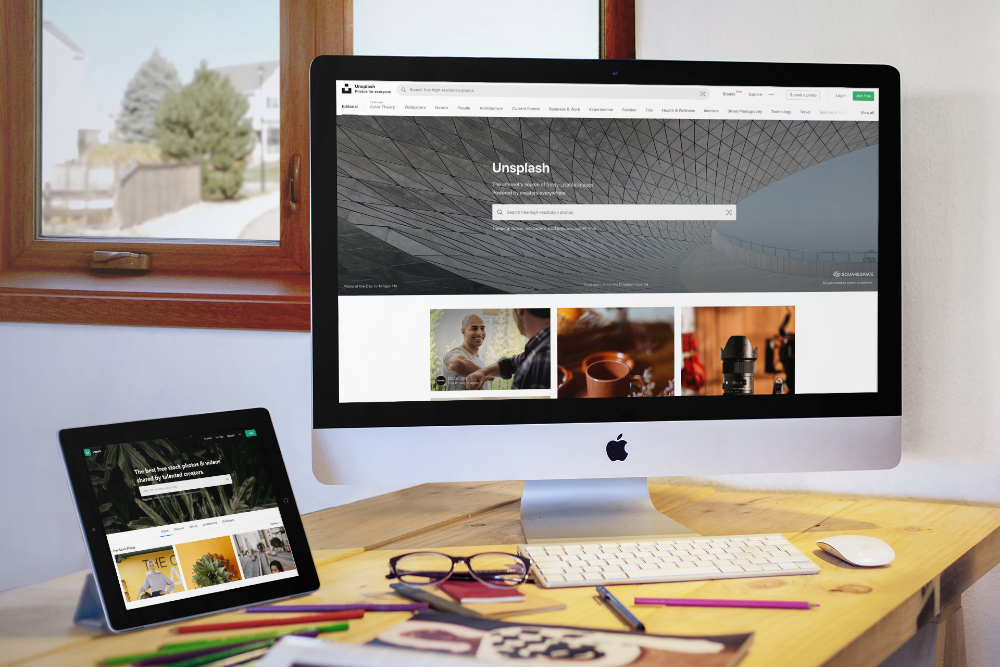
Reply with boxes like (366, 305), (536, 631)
(399, 84), (709, 100)
(138, 474), (233, 498)
(492, 205), (735, 221)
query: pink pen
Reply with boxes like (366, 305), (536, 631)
(635, 597), (818, 610)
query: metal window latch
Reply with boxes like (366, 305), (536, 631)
(288, 154), (300, 213)
(89, 251), (151, 271)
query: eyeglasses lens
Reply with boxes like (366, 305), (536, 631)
(394, 552), (454, 585)
(469, 552), (527, 587)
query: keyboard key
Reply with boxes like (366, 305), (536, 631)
(719, 565), (744, 574)
(603, 571), (628, 580)
(544, 574), (565, 582)
(583, 573), (604, 581)
(779, 563), (801, 571)
(675, 565), (723, 575)
(627, 570), (672, 579)
(564, 573), (585, 581)
(761, 564), (782, 572)
(742, 564), (763, 572)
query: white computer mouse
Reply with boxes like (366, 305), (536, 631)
(815, 535), (895, 567)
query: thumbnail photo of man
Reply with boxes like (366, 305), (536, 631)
(114, 547), (185, 603)
(430, 309), (551, 392)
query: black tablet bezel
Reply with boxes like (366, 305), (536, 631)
(311, 55), (900, 430)
(59, 408), (320, 632)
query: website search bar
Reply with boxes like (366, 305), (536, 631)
(139, 474), (233, 498)
(398, 84), (709, 100)
(492, 205), (735, 221)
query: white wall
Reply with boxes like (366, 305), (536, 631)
(637, 1), (1000, 665)
(0, 322), (406, 593)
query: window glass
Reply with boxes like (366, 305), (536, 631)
(41, 0), (280, 242)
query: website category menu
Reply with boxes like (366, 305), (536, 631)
(336, 80), (879, 122)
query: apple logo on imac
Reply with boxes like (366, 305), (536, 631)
(607, 434), (628, 461)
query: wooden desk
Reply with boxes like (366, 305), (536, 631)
(3, 483), (999, 667)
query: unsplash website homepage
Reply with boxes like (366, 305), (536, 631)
(85, 430), (298, 609)
(335, 81), (878, 402)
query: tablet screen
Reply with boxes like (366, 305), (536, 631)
(84, 427), (299, 610)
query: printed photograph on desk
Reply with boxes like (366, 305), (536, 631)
(114, 546), (186, 603)
(557, 308), (674, 398)
(681, 306), (795, 396)
(430, 308), (551, 396)
(370, 610), (753, 666)
(233, 526), (297, 578)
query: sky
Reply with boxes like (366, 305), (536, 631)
(43, 0), (279, 123)
(714, 143), (880, 252)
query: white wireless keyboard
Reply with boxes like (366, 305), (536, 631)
(519, 534), (821, 588)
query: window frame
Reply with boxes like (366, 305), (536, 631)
(0, 0), (628, 330)
(0, 0), (356, 330)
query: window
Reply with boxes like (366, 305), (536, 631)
(0, 0), (348, 330)
(0, 0), (629, 330)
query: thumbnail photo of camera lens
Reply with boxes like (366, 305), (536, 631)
(681, 306), (795, 396)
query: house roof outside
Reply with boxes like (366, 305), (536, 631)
(212, 61), (279, 95)
(42, 21), (86, 60)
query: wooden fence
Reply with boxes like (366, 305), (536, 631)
(116, 163), (201, 228)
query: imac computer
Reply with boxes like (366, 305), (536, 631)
(310, 56), (900, 543)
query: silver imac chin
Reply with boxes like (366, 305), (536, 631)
(312, 417), (901, 543)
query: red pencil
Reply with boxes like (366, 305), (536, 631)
(173, 610), (364, 634)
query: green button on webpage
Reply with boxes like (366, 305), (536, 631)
(853, 91), (875, 101)
(245, 429), (257, 437)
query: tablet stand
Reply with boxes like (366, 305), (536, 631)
(73, 572), (110, 631)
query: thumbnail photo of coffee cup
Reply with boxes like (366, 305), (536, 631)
(680, 306), (795, 396)
(557, 308), (674, 398)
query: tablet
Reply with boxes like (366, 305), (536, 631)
(59, 408), (320, 632)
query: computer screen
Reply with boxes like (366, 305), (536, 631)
(310, 57), (900, 495)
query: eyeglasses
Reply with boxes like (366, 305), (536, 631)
(386, 551), (530, 588)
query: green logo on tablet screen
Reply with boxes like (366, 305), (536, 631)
(84, 449), (91, 456)
(245, 429), (257, 437)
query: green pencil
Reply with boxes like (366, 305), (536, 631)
(98, 623), (347, 666)
(160, 640), (272, 667)
(162, 623), (347, 651)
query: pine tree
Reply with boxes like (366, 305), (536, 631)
(116, 49), (181, 144)
(155, 61), (254, 200)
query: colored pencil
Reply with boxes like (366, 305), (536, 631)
(160, 624), (344, 652)
(152, 641), (271, 667)
(135, 640), (277, 666)
(634, 597), (819, 610)
(101, 629), (331, 666)
(246, 603), (427, 613)
(172, 611), (360, 634)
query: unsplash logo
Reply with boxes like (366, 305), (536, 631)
(341, 84), (351, 94)
(833, 270), (874, 278)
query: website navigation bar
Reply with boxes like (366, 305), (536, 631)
(337, 80), (879, 121)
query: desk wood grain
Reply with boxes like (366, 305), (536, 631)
(2, 483), (998, 667)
